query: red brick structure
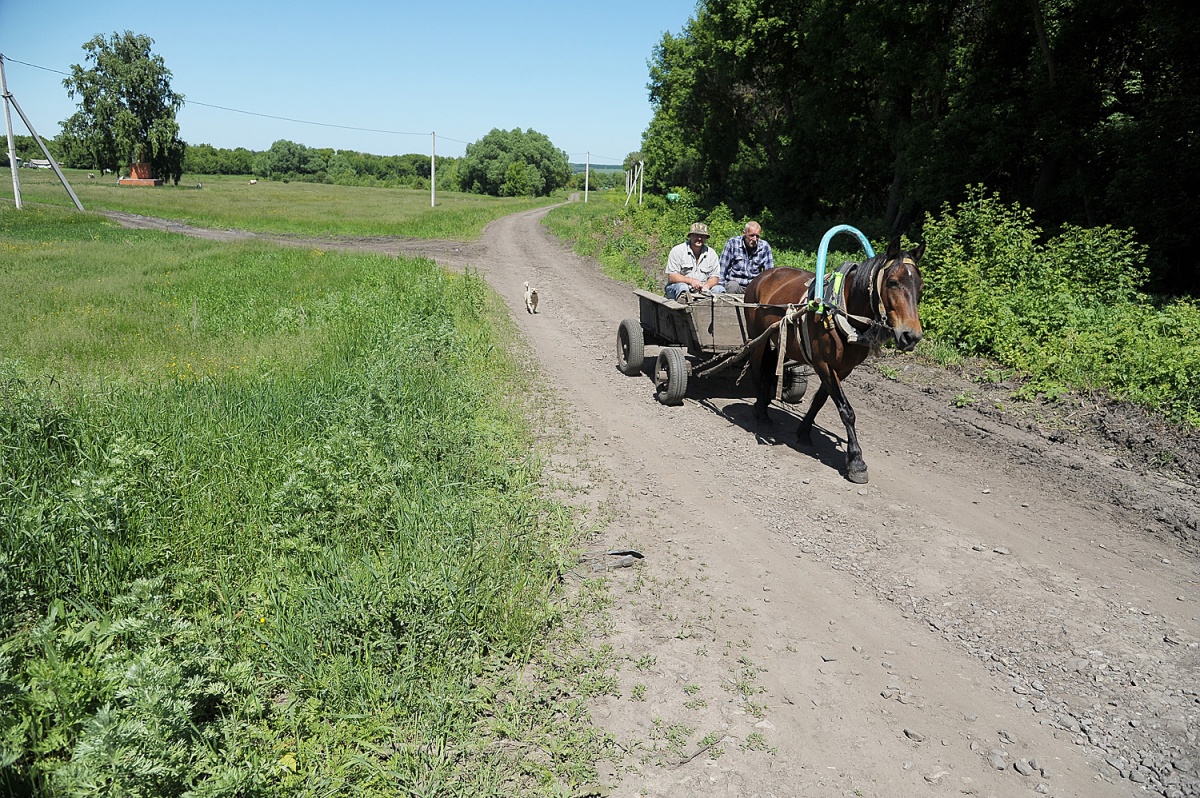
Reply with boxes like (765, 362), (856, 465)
(119, 161), (162, 187)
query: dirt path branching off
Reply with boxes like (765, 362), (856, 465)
(109, 207), (1199, 798)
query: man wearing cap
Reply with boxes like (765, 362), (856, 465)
(719, 221), (774, 294)
(665, 222), (724, 302)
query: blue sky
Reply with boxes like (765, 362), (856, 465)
(0, 0), (699, 165)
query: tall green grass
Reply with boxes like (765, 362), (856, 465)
(1, 206), (610, 796)
(1, 169), (557, 239)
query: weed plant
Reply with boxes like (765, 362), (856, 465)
(920, 186), (1200, 426)
(2, 169), (555, 239)
(543, 190), (872, 293)
(542, 193), (659, 291)
(0, 207), (610, 796)
(545, 187), (1200, 428)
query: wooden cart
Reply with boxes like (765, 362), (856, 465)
(616, 289), (808, 406)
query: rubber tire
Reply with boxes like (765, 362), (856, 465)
(617, 318), (644, 376)
(655, 347), (688, 405)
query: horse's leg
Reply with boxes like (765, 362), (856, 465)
(797, 384), (828, 443)
(824, 376), (868, 483)
(750, 341), (775, 424)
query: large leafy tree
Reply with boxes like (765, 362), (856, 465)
(60, 31), (186, 184)
(458, 128), (569, 197)
(251, 139), (327, 179)
(643, 0), (1200, 294)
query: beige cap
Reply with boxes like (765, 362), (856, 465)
(688, 222), (710, 237)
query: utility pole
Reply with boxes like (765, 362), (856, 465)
(1, 54), (21, 208)
(0, 54), (83, 211)
(430, 132), (436, 208)
(584, 151), (589, 203)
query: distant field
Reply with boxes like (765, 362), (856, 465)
(0, 167), (558, 239)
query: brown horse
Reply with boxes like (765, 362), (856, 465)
(743, 239), (925, 483)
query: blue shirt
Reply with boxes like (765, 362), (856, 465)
(719, 235), (774, 286)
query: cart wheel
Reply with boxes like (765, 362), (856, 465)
(617, 318), (644, 376)
(655, 347), (688, 405)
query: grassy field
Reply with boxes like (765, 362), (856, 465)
(0, 205), (614, 796)
(1, 168), (558, 239)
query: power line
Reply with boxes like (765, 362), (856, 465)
(2, 55), (614, 156)
(3, 55), (468, 143)
(2, 56), (69, 76)
(569, 152), (626, 165)
(186, 100), (431, 138)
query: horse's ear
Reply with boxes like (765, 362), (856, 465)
(911, 241), (926, 262)
(885, 237), (902, 259)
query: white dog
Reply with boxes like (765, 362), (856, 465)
(524, 282), (539, 314)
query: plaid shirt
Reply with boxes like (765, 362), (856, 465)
(719, 235), (774, 286)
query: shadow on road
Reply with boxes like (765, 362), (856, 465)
(616, 355), (848, 476)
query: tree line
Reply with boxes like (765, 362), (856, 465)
(642, 0), (1200, 296)
(220, 139), (462, 191)
(6, 130), (586, 197)
(16, 32), (577, 199)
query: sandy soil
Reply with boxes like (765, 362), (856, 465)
(107, 206), (1199, 798)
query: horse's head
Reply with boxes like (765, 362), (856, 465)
(874, 239), (925, 351)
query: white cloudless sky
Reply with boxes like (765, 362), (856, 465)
(0, 0), (700, 164)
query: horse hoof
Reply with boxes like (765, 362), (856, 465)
(846, 468), (869, 484)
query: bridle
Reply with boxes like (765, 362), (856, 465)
(866, 255), (919, 336)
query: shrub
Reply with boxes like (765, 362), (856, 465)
(921, 185), (1197, 425)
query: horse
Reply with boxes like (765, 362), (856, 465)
(743, 239), (925, 483)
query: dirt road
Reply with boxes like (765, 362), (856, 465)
(109, 205), (1199, 798)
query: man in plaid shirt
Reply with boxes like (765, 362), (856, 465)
(719, 221), (774, 294)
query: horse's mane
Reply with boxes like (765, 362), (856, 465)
(847, 252), (884, 297)
(845, 252), (893, 353)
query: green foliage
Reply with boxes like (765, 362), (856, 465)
(566, 168), (625, 192)
(0, 208), (611, 795)
(0, 581), (273, 797)
(252, 139), (327, 180)
(0, 135), (42, 167)
(639, 0), (1200, 295)
(59, 31), (186, 184)
(545, 188), (775, 291)
(179, 140), (461, 190)
(542, 193), (657, 290)
(181, 143), (256, 175)
(459, 128), (570, 197)
(921, 186), (1199, 425)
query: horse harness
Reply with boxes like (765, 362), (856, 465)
(768, 256), (913, 399)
